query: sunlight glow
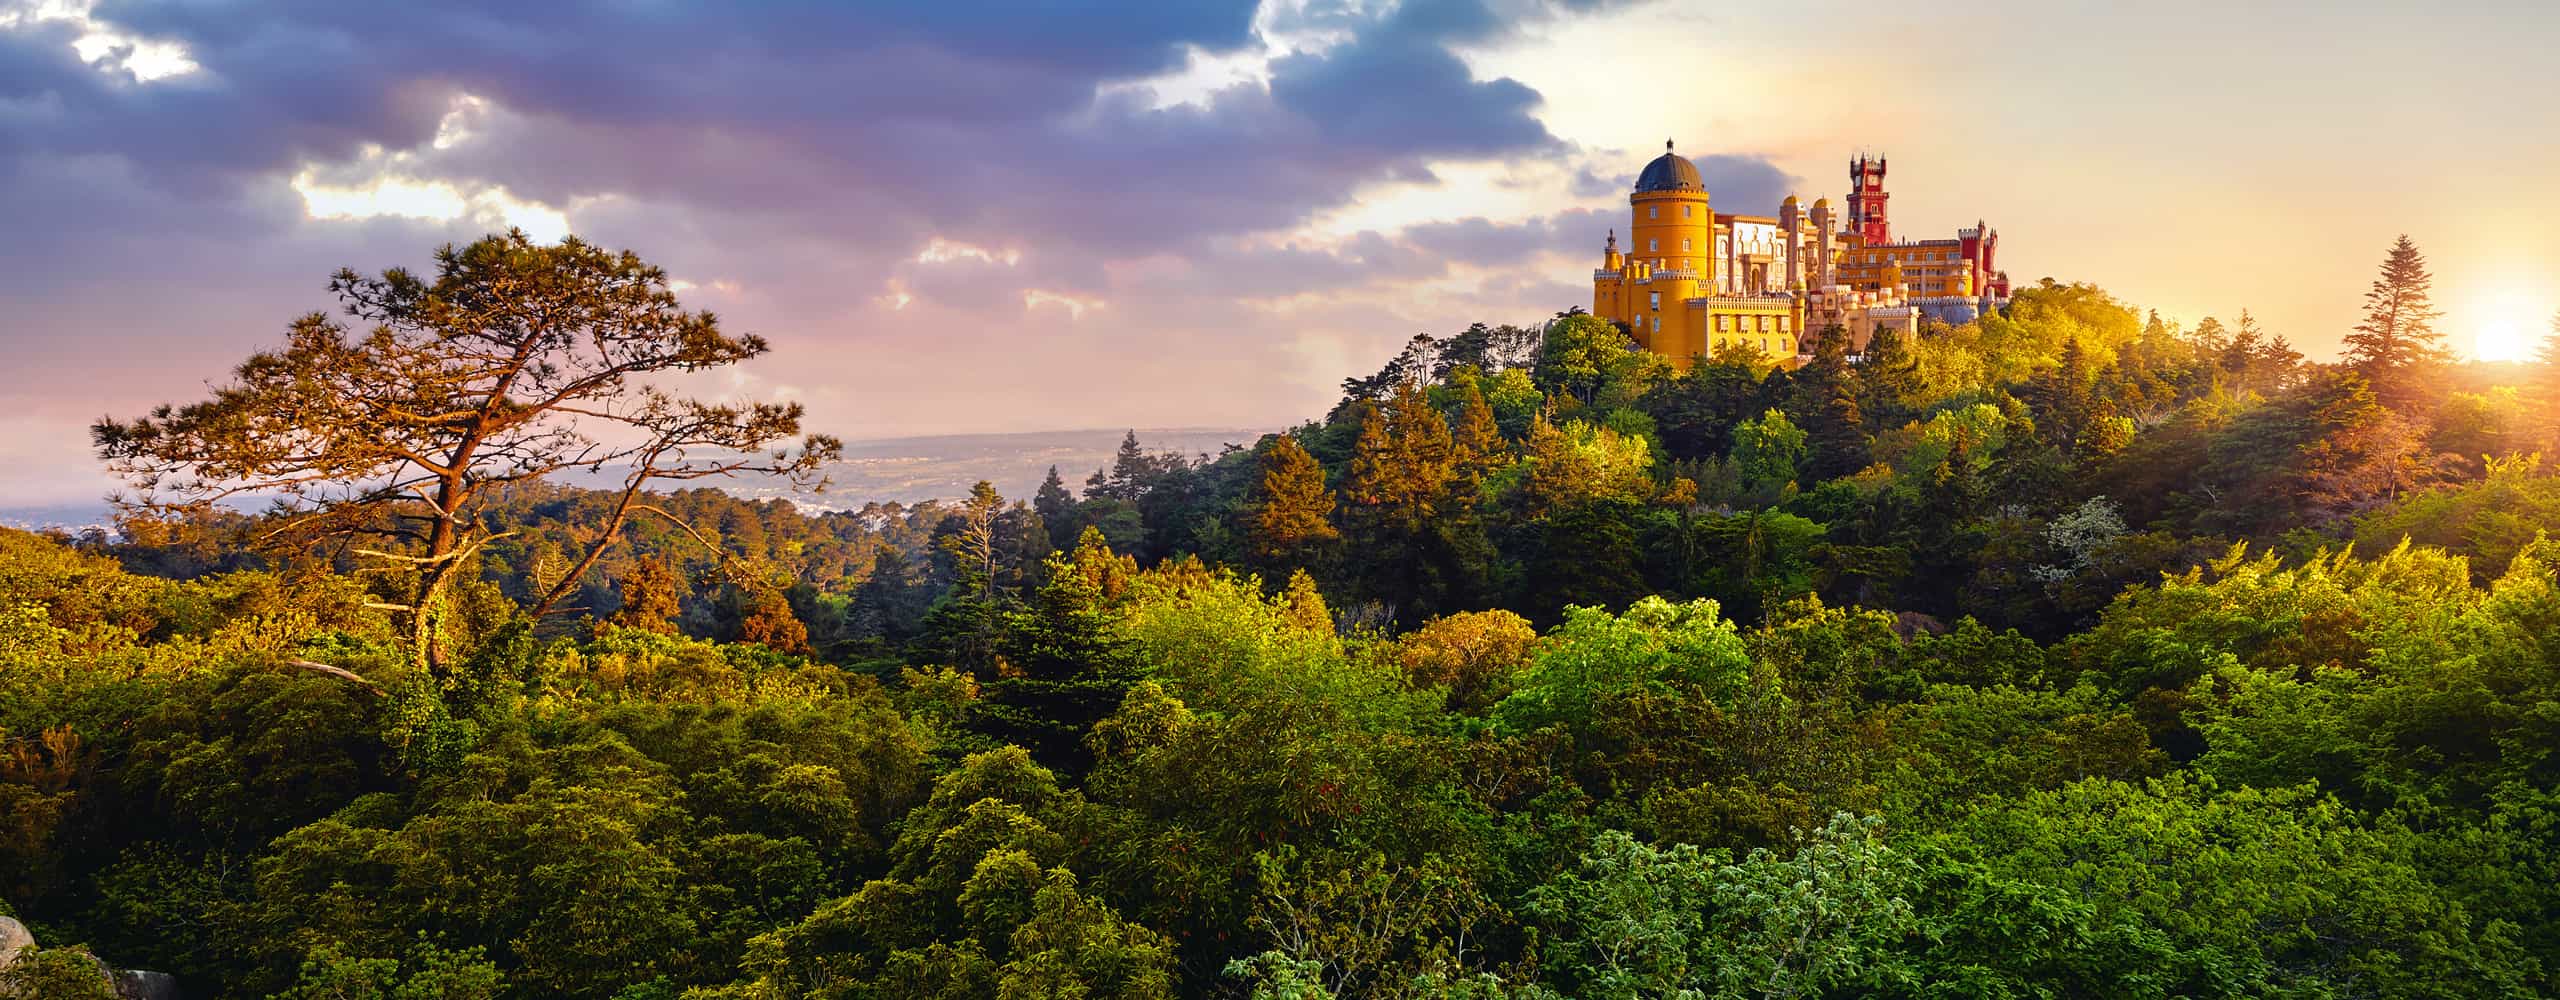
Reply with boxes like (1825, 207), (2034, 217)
(282, 92), (575, 242)
(1023, 289), (1104, 318)
(292, 168), (572, 244)
(2463, 288), (2550, 363)
(915, 238), (1020, 267)
(7, 0), (200, 81)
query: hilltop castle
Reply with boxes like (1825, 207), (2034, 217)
(1589, 142), (2011, 367)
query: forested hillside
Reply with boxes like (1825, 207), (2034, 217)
(4, 233), (2558, 998)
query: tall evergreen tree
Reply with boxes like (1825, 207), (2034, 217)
(2343, 235), (2449, 409)
(1087, 431), (1157, 502)
(1450, 381), (1506, 479)
(922, 481), (1010, 672)
(1242, 435), (1340, 581)
(1857, 323), (1921, 425)
(2188, 316), (2230, 355)
(979, 527), (1143, 777)
(1790, 329), (1867, 478)
(1034, 465), (1078, 549)
(847, 546), (925, 647)
(1339, 387), (1472, 622)
(2033, 337), (2100, 448)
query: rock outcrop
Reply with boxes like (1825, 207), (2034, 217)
(0, 913), (181, 999)
(0, 917), (30, 969)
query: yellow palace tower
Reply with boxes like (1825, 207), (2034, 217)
(1590, 140), (2005, 368)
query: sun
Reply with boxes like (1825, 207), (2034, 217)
(2463, 289), (2551, 363)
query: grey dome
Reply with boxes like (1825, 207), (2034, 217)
(1635, 141), (1702, 192)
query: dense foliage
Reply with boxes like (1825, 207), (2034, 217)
(6, 236), (2559, 997)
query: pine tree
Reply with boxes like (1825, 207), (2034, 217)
(1858, 323), (1921, 424)
(1339, 388), (1470, 622)
(1389, 382), (1456, 486)
(609, 558), (685, 634)
(923, 481), (1010, 672)
(977, 527), (1144, 777)
(1033, 465), (1078, 548)
(1088, 431), (1154, 501)
(2220, 310), (2262, 384)
(1242, 435), (1339, 580)
(847, 546), (923, 645)
(1279, 569), (1334, 634)
(1811, 378), (1868, 479)
(2189, 316), (2230, 355)
(2034, 337), (2099, 448)
(2218, 309), (2302, 397)
(2141, 309), (2175, 348)
(1342, 401), (1399, 515)
(1791, 329), (1867, 479)
(2343, 235), (2449, 409)
(1450, 381), (1505, 479)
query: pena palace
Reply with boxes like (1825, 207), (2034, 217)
(1589, 140), (2011, 368)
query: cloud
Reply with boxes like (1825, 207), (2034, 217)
(0, 0), (1690, 508)
(1689, 154), (1795, 216)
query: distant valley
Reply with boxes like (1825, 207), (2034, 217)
(0, 426), (1275, 531)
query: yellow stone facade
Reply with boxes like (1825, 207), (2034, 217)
(1590, 141), (2011, 368)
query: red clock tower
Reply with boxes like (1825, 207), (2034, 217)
(1848, 155), (1889, 245)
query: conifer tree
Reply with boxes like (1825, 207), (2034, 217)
(2220, 310), (2261, 384)
(979, 527), (1143, 776)
(1242, 435), (1339, 580)
(2217, 309), (2301, 396)
(1034, 465), (1078, 548)
(1339, 388), (1470, 621)
(609, 558), (685, 633)
(1450, 381), (1506, 480)
(2141, 308), (2176, 347)
(1858, 324), (1921, 424)
(923, 480), (1010, 672)
(2189, 316), (2230, 355)
(846, 546), (924, 645)
(2034, 337), (2100, 448)
(1087, 431), (1155, 501)
(1279, 569), (1334, 634)
(2343, 234), (2449, 409)
(91, 232), (841, 672)
(1790, 329), (1867, 478)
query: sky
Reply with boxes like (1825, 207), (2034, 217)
(5, 0), (2558, 509)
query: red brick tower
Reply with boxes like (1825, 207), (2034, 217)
(1847, 155), (1889, 246)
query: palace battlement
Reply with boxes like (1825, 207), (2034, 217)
(1587, 139), (2012, 367)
